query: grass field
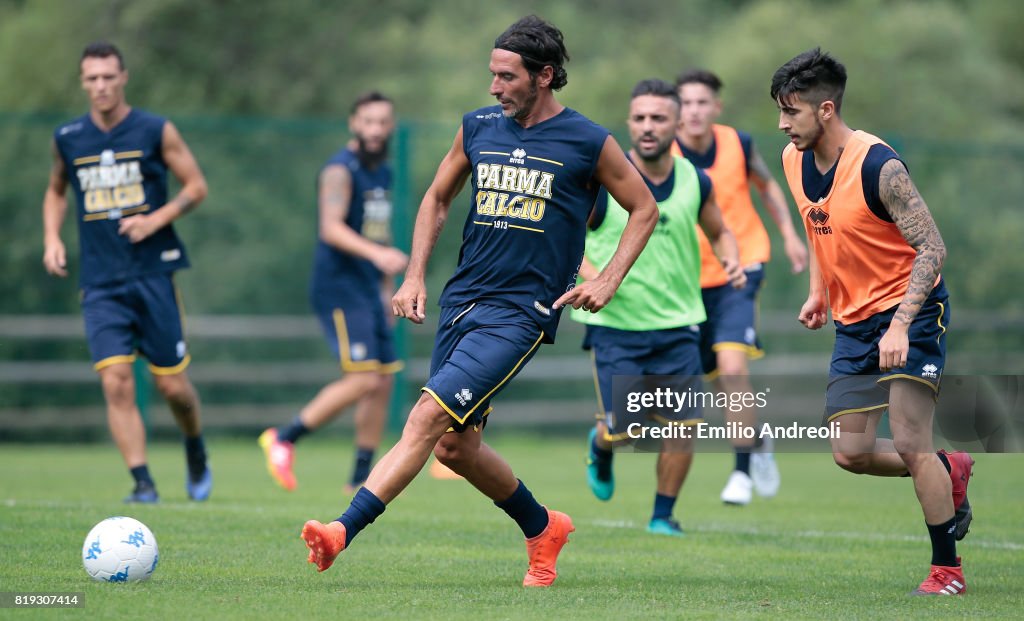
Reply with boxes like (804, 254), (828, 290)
(1, 434), (1022, 620)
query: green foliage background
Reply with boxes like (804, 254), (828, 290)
(2, 0), (1023, 315)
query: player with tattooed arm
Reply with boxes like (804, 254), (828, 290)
(772, 48), (973, 596)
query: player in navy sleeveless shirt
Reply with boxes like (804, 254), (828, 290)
(300, 16), (659, 587)
(43, 42), (211, 504)
(259, 93), (408, 494)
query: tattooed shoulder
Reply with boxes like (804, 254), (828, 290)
(878, 158), (944, 253)
(877, 159), (921, 218)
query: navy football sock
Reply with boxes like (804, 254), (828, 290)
(350, 447), (375, 486)
(927, 517), (959, 567)
(184, 435), (207, 479)
(130, 465), (155, 489)
(336, 487), (386, 547)
(652, 493), (677, 520)
(734, 450), (751, 475)
(495, 479), (549, 539)
(277, 415), (310, 444)
(591, 434), (613, 480)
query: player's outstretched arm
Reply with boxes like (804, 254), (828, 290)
(392, 127), (471, 324)
(318, 164), (408, 276)
(698, 187), (745, 289)
(118, 121), (207, 243)
(554, 135), (658, 312)
(749, 146), (807, 273)
(42, 140), (70, 278)
(876, 158), (946, 370)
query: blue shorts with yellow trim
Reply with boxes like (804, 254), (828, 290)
(423, 303), (544, 432)
(585, 324), (703, 441)
(81, 272), (190, 374)
(826, 280), (949, 422)
(313, 295), (402, 374)
(699, 266), (765, 375)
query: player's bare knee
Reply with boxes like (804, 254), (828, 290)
(404, 395), (453, 440)
(99, 366), (135, 405)
(716, 363), (750, 383)
(833, 451), (872, 473)
(433, 436), (477, 471)
(372, 372), (395, 396)
(345, 370), (382, 395)
(153, 373), (196, 408)
(663, 435), (694, 454)
(891, 428), (934, 459)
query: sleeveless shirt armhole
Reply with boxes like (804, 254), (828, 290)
(155, 117), (167, 153)
(589, 187), (609, 230)
(737, 130), (754, 176)
(696, 168), (712, 213)
(862, 143), (904, 223)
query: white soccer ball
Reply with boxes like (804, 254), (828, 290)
(82, 516), (159, 582)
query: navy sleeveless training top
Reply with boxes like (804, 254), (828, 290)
(54, 109), (189, 287)
(439, 105), (610, 342)
(310, 147), (393, 305)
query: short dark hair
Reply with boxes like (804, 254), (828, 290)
(770, 48), (847, 113)
(494, 15), (570, 91)
(81, 41), (124, 71)
(350, 91), (393, 115)
(631, 79), (680, 107)
(675, 69), (722, 94)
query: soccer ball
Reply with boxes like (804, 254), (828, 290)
(82, 516), (159, 582)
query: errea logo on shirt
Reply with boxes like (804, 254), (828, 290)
(807, 207), (833, 235)
(510, 148), (526, 165)
(921, 364), (939, 379)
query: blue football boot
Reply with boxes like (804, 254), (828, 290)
(186, 465), (213, 501)
(124, 483), (159, 504)
(647, 517), (685, 537)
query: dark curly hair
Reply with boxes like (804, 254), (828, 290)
(770, 48), (847, 113)
(494, 15), (570, 91)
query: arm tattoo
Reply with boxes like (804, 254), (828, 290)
(432, 214), (447, 243)
(878, 159), (946, 325)
(320, 166), (351, 219)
